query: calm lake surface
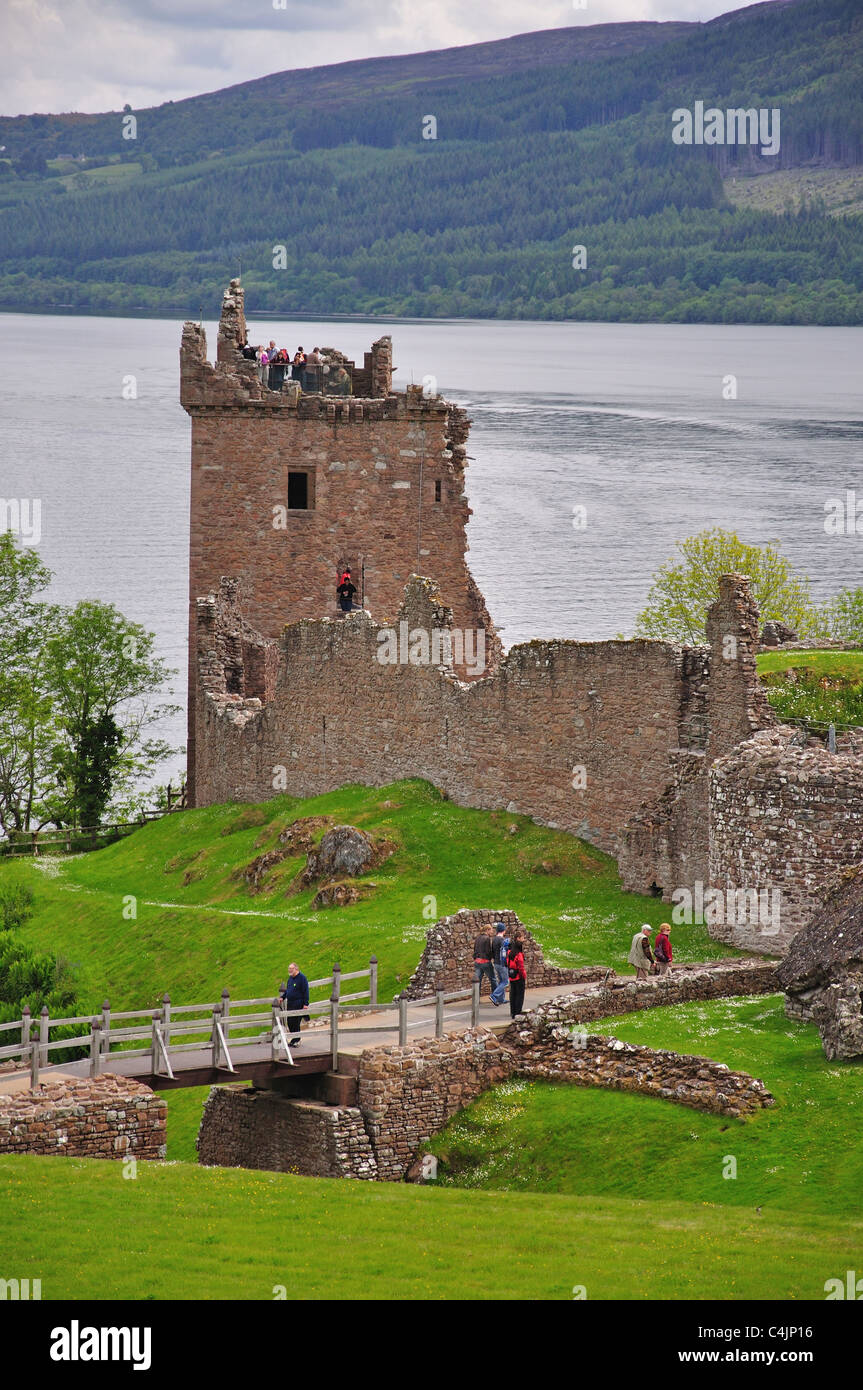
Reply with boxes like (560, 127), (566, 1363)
(1, 311), (861, 781)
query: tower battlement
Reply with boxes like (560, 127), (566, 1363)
(181, 279), (396, 410)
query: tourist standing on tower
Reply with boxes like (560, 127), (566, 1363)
(336, 569), (358, 614)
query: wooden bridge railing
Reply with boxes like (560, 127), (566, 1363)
(0, 959), (488, 1087)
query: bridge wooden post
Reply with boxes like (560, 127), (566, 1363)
(101, 999), (111, 1054)
(20, 1005), (31, 1052)
(330, 996), (339, 1071)
(221, 989), (230, 1030)
(435, 990), (445, 1038)
(332, 963), (341, 1002)
(162, 994), (172, 1049)
(90, 1021), (103, 1077)
(29, 1030), (40, 1089)
(210, 1008), (222, 1069)
(471, 982), (480, 1027)
(369, 956), (378, 1006)
(398, 998), (408, 1047)
(39, 1006), (49, 1067)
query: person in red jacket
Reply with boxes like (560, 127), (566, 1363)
(654, 924), (673, 976)
(507, 934), (527, 1017)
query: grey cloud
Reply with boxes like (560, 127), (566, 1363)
(100, 0), (402, 34)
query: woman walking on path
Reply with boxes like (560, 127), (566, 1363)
(507, 935), (527, 1017)
(654, 924), (673, 976)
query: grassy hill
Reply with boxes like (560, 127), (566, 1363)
(1, 0), (862, 323)
(1, 779), (736, 1018)
(4, 778), (860, 1302)
(427, 995), (863, 1220)
(3, 1152), (860, 1300)
(757, 648), (863, 726)
(5, 994), (862, 1300)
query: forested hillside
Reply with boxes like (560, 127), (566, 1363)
(0, 0), (861, 323)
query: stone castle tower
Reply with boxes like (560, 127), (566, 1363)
(180, 279), (498, 802)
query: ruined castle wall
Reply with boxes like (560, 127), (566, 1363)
(357, 1031), (513, 1181)
(619, 573), (776, 903)
(357, 1023), (772, 1183)
(709, 728), (863, 950)
(194, 578), (702, 859)
(0, 1077), (166, 1161)
(187, 399), (484, 643)
(182, 287), (497, 799)
(197, 1087), (378, 1179)
(533, 959), (778, 1025)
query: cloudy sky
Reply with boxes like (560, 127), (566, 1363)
(1, 0), (777, 117)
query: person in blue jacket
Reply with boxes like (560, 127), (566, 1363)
(280, 962), (310, 1046)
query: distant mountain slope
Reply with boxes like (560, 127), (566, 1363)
(0, 0), (861, 325)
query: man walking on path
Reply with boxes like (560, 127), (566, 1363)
(628, 925), (654, 979)
(473, 926), (497, 998)
(490, 921), (509, 1007)
(280, 962), (310, 1045)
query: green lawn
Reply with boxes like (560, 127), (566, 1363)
(1, 1153), (858, 1301)
(428, 996), (863, 1221)
(756, 649), (863, 726)
(0, 779), (739, 1017)
(756, 650), (863, 680)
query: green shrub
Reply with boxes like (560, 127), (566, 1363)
(0, 881), (34, 930)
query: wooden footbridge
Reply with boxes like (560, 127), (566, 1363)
(0, 959), (492, 1092)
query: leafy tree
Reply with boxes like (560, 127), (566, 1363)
(813, 586), (863, 643)
(0, 537), (178, 834)
(633, 527), (816, 644)
(0, 535), (61, 836)
(44, 601), (179, 829)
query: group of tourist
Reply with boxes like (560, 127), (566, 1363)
(277, 920), (673, 1049)
(239, 339), (352, 396)
(628, 922), (673, 978)
(473, 921), (527, 1017)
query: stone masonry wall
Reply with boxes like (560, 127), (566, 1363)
(197, 1087), (378, 1179)
(357, 1030), (513, 1181)
(194, 574), (713, 860)
(619, 573), (775, 902)
(357, 1016), (773, 1182)
(196, 961), (778, 1183)
(398, 908), (609, 999)
(182, 283), (497, 796)
(0, 1076), (166, 1160)
(709, 727), (863, 949)
(536, 958), (778, 1025)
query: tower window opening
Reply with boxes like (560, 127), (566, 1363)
(288, 471), (310, 510)
(434, 479), (442, 503)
